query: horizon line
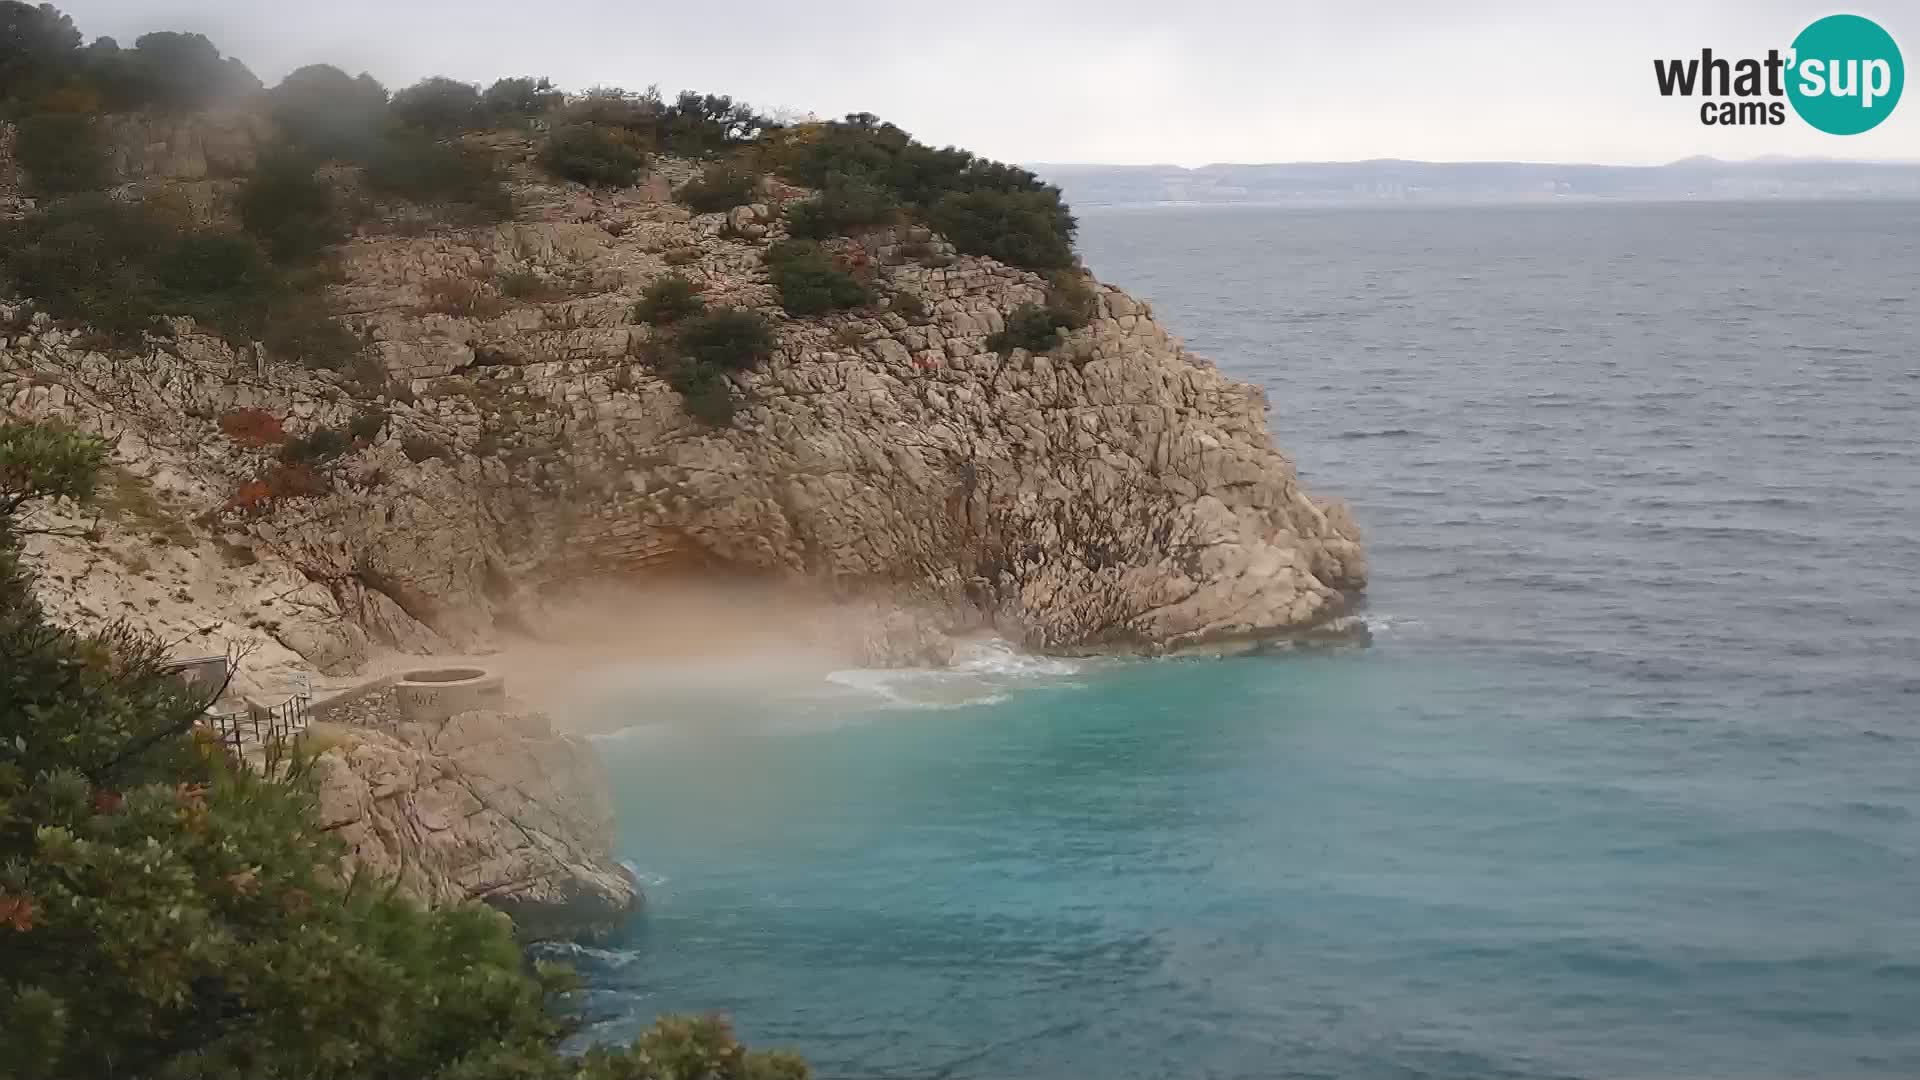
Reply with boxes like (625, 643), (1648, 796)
(1029, 155), (1920, 171)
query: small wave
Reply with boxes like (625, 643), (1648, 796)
(532, 941), (643, 970)
(950, 638), (1081, 677)
(587, 721), (673, 744)
(823, 638), (1078, 710)
(1361, 612), (1424, 637)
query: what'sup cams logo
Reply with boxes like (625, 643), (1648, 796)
(1654, 14), (1904, 133)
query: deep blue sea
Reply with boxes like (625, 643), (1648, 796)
(574, 200), (1920, 1079)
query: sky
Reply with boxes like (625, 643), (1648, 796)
(51, 0), (1920, 166)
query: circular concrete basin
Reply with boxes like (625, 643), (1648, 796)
(393, 666), (505, 723)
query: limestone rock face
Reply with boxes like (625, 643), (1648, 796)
(103, 108), (272, 183)
(1, 134), (1366, 662)
(312, 706), (639, 941)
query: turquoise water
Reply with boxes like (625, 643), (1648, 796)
(575, 201), (1920, 1078)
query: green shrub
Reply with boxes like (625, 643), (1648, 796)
(14, 112), (109, 196)
(668, 361), (736, 426)
(238, 151), (343, 264)
(656, 90), (764, 157)
(347, 408), (387, 443)
(633, 275), (704, 325)
(390, 75), (480, 134)
(678, 307), (775, 371)
(268, 64), (390, 160)
(104, 30), (260, 111)
(400, 434), (449, 462)
(764, 240), (869, 316)
(0, 419), (813, 1080)
(361, 133), (511, 222)
(675, 164), (757, 213)
(0, 196), (296, 345)
(539, 123), (647, 188)
(0, 3), (82, 104)
(986, 303), (1063, 356)
(1045, 270), (1097, 330)
(927, 188), (1075, 270)
(262, 295), (361, 370)
(478, 75), (561, 122)
(784, 172), (899, 239)
(763, 114), (1076, 268)
(497, 270), (571, 302)
(278, 425), (350, 464)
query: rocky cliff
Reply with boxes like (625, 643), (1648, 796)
(311, 691), (639, 941)
(2, 131), (1365, 670)
(2, 118), (1364, 938)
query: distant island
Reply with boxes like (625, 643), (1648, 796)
(1032, 157), (1920, 207)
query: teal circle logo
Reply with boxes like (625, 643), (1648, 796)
(1787, 14), (1904, 134)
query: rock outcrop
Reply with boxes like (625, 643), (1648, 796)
(1, 135), (1365, 664)
(311, 695), (639, 941)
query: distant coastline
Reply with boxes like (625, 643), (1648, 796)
(1033, 157), (1920, 208)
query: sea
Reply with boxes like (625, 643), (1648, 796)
(566, 200), (1920, 1079)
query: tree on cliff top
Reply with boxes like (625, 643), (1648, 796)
(0, 419), (808, 1079)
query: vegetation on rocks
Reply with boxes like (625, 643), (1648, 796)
(985, 274), (1098, 356)
(634, 275), (705, 325)
(0, 418), (811, 1079)
(13, 110), (108, 195)
(764, 240), (869, 316)
(539, 123), (647, 188)
(783, 172), (899, 239)
(678, 307), (775, 371)
(674, 163), (757, 213)
(238, 150), (346, 265)
(756, 113), (1076, 269)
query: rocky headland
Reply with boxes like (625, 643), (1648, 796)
(1, 109), (1365, 937)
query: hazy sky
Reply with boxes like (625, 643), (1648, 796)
(52, 0), (1920, 166)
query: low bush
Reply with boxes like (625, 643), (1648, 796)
(764, 240), (869, 316)
(268, 63), (390, 160)
(497, 270), (572, 302)
(14, 112), (110, 196)
(218, 408), (285, 447)
(478, 75), (561, 122)
(678, 307), (775, 371)
(784, 172), (899, 239)
(347, 408), (387, 442)
(656, 90), (765, 157)
(278, 425), (350, 465)
(423, 276), (508, 319)
(675, 164), (757, 213)
(0, 196), (287, 345)
(228, 460), (329, 512)
(238, 151), (344, 264)
(927, 188), (1076, 270)
(760, 114), (1076, 269)
(400, 434), (449, 462)
(633, 275), (704, 324)
(361, 134), (512, 222)
(986, 303), (1064, 356)
(1045, 270), (1098, 330)
(539, 123), (647, 188)
(390, 76), (480, 135)
(262, 295), (362, 370)
(668, 360), (736, 426)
